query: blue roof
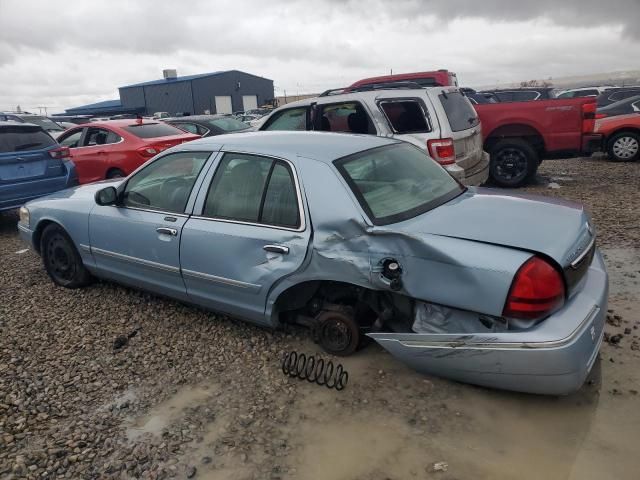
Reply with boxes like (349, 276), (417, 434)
(66, 99), (122, 112)
(119, 71), (229, 89)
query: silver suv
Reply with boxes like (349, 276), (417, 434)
(259, 86), (489, 185)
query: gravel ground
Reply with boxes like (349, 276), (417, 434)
(1, 155), (639, 480)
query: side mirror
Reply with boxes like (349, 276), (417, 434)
(95, 186), (118, 206)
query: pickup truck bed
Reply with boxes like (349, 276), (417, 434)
(474, 97), (601, 187)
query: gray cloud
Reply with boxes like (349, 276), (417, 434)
(0, 0), (638, 112)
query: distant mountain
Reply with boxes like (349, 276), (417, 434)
(475, 70), (640, 90)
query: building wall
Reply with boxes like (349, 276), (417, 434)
(117, 71), (274, 115)
(191, 71), (274, 114)
(143, 81), (194, 115)
(119, 87), (146, 109)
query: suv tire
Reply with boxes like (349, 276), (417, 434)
(489, 139), (538, 188)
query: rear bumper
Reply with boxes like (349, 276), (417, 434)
(445, 151), (490, 186)
(0, 161), (78, 211)
(370, 249), (608, 395)
(582, 133), (603, 155)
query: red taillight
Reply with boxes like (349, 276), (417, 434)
(503, 257), (565, 320)
(49, 147), (70, 159)
(582, 102), (597, 133)
(595, 113), (608, 119)
(427, 138), (455, 165)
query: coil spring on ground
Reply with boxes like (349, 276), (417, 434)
(281, 351), (349, 391)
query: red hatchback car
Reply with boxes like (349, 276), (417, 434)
(56, 120), (200, 184)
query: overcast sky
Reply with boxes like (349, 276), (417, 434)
(0, 0), (639, 113)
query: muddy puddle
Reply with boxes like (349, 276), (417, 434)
(119, 248), (640, 480)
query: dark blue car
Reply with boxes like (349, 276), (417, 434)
(0, 122), (78, 211)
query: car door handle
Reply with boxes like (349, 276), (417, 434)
(156, 227), (178, 236)
(263, 244), (289, 255)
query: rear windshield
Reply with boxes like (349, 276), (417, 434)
(208, 117), (251, 132)
(0, 126), (56, 153)
(439, 92), (480, 132)
(334, 143), (463, 225)
(123, 123), (187, 138)
(379, 100), (431, 133)
(17, 115), (64, 131)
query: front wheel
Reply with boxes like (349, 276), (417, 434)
(607, 132), (640, 162)
(489, 139), (539, 188)
(41, 224), (93, 288)
(106, 168), (125, 179)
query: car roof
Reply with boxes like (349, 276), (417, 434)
(72, 119), (175, 129)
(0, 121), (42, 128)
(179, 131), (400, 162)
(271, 86), (450, 110)
(163, 115), (233, 122)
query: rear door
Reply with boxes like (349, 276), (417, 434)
(435, 89), (485, 174)
(181, 151), (310, 325)
(0, 125), (64, 207)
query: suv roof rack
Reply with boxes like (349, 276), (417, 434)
(349, 81), (426, 92)
(318, 88), (348, 97)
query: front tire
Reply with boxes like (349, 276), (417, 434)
(489, 139), (539, 188)
(607, 132), (640, 162)
(41, 224), (93, 288)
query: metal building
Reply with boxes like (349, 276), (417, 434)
(118, 70), (274, 116)
(62, 70), (274, 117)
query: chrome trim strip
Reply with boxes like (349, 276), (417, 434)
(92, 247), (180, 273)
(385, 306), (600, 350)
(79, 243), (91, 253)
(121, 206), (189, 217)
(195, 150), (307, 232)
(182, 268), (260, 289)
(17, 224), (31, 234)
(570, 236), (596, 269)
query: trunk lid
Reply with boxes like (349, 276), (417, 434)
(389, 187), (594, 272)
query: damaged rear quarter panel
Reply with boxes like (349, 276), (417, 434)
(267, 156), (531, 321)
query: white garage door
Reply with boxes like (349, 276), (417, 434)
(214, 96), (233, 114)
(242, 95), (258, 111)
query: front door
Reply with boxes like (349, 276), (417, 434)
(181, 151), (310, 324)
(89, 151), (212, 300)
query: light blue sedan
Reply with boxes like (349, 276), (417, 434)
(18, 131), (608, 394)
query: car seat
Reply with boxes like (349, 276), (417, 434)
(347, 110), (369, 134)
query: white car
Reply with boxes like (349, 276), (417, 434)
(258, 86), (489, 186)
(556, 86), (613, 98)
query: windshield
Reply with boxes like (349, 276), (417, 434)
(208, 117), (250, 132)
(335, 143), (463, 225)
(18, 115), (64, 132)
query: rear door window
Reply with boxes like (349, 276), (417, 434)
(574, 89), (599, 97)
(439, 92), (480, 132)
(58, 129), (83, 148)
(203, 153), (301, 228)
(317, 102), (376, 134)
(378, 100), (431, 133)
(511, 91), (540, 101)
(84, 127), (122, 146)
(262, 108), (308, 131)
(123, 123), (187, 138)
(0, 126), (56, 153)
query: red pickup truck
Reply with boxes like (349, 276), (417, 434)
(474, 97), (601, 186)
